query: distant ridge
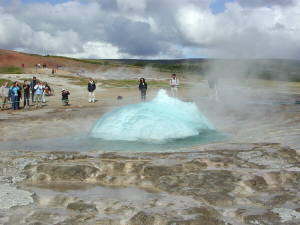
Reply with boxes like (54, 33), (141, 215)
(1, 49), (300, 81)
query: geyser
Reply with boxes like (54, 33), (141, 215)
(90, 90), (214, 142)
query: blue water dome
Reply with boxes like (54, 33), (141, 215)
(90, 90), (214, 142)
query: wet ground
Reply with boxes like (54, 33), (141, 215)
(1, 143), (300, 225)
(0, 76), (300, 224)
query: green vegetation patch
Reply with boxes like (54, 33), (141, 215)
(0, 78), (13, 86)
(45, 55), (121, 67)
(0, 66), (23, 74)
(57, 74), (169, 87)
(99, 79), (169, 87)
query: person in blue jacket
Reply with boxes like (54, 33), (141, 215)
(10, 81), (20, 110)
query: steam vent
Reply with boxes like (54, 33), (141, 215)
(90, 90), (214, 141)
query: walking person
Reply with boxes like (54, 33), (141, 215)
(0, 82), (10, 110)
(23, 80), (30, 109)
(88, 78), (96, 103)
(169, 73), (179, 96)
(34, 81), (44, 108)
(9, 82), (20, 110)
(139, 78), (147, 101)
(30, 76), (37, 103)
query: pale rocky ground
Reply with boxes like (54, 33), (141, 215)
(0, 71), (300, 225)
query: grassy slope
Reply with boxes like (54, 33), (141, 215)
(2, 51), (300, 81)
(89, 58), (300, 81)
(0, 66), (22, 74)
(0, 78), (13, 86)
(58, 75), (169, 87)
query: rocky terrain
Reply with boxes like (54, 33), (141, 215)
(1, 51), (300, 224)
(0, 142), (299, 225)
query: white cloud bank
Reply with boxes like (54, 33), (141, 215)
(0, 0), (299, 59)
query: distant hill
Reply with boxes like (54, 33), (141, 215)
(1, 49), (300, 81)
(0, 49), (108, 70)
(101, 58), (300, 81)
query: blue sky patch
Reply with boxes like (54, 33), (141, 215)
(210, 0), (235, 14)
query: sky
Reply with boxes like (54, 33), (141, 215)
(0, 0), (299, 59)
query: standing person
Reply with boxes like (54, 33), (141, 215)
(34, 81), (44, 108)
(9, 82), (20, 110)
(41, 82), (46, 103)
(61, 89), (70, 106)
(44, 82), (52, 96)
(0, 82), (10, 110)
(30, 76), (37, 102)
(169, 73), (179, 96)
(23, 80), (30, 109)
(17, 82), (22, 109)
(88, 78), (96, 103)
(207, 75), (218, 101)
(138, 78), (147, 101)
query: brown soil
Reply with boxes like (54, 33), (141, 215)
(0, 49), (100, 69)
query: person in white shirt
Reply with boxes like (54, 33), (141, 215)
(34, 81), (44, 108)
(169, 73), (179, 96)
(41, 82), (46, 103)
(0, 82), (10, 110)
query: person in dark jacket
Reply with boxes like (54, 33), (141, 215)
(30, 76), (37, 102)
(17, 82), (22, 109)
(23, 80), (30, 109)
(88, 78), (96, 103)
(61, 89), (70, 106)
(139, 78), (147, 101)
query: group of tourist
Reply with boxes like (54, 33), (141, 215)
(60, 77), (96, 106)
(0, 73), (217, 111)
(138, 73), (219, 101)
(138, 73), (180, 101)
(0, 76), (52, 110)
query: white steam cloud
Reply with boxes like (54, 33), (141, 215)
(0, 0), (299, 59)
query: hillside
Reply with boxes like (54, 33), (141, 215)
(1, 49), (300, 81)
(0, 49), (105, 70)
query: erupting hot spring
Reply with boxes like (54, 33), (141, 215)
(0, 90), (224, 152)
(90, 90), (215, 142)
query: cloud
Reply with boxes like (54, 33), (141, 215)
(0, 0), (299, 59)
(60, 41), (125, 59)
(236, 0), (296, 8)
(176, 1), (300, 58)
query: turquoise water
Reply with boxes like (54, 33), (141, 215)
(0, 90), (226, 152)
(90, 90), (214, 142)
(0, 131), (226, 152)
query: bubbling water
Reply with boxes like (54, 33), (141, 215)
(90, 90), (214, 142)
